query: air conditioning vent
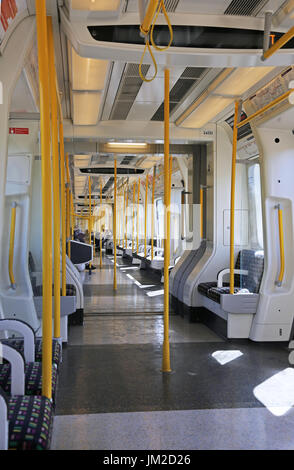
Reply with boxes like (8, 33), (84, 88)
(110, 63), (150, 120)
(225, 112), (252, 140)
(165, 0), (180, 12)
(224, 0), (269, 16)
(151, 67), (208, 121)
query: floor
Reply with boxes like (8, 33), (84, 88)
(51, 254), (294, 450)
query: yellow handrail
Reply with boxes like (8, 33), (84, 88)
(65, 153), (71, 258)
(150, 0), (173, 52)
(132, 182), (136, 253)
(237, 89), (294, 129)
(137, 178), (140, 254)
(47, 16), (61, 340)
(88, 176), (92, 269)
(140, 0), (160, 36)
(114, 160), (117, 290)
(200, 187), (203, 240)
(162, 68), (171, 373)
(144, 174), (148, 257)
(275, 204), (285, 287)
(263, 26), (294, 61)
(151, 166), (156, 260)
(36, 0), (53, 400)
(100, 181), (103, 268)
(230, 101), (240, 295)
(125, 187), (129, 248)
(9, 202), (17, 289)
(59, 121), (66, 297)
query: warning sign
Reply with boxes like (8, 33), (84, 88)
(9, 127), (29, 135)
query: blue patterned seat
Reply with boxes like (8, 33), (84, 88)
(198, 250), (264, 304)
(2, 338), (61, 367)
(5, 392), (54, 450)
(0, 362), (58, 403)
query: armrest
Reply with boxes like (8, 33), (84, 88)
(0, 319), (35, 362)
(0, 392), (8, 450)
(1, 344), (25, 396)
(217, 269), (248, 288)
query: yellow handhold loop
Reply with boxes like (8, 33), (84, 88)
(139, 38), (158, 83)
(150, 0), (173, 52)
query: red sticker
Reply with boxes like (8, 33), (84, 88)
(9, 127), (29, 135)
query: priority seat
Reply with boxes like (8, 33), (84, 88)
(198, 250), (264, 303)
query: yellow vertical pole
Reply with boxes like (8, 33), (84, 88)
(47, 17), (60, 340)
(151, 166), (156, 260)
(144, 174), (148, 257)
(100, 181), (103, 268)
(132, 182), (136, 252)
(200, 187), (203, 240)
(114, 160), (117, 290)
(88, 176), (92, 269)
(137, 178), (140, 254)
(59, 121), (66, 297)
(70, 192), (74, 240)
(35, 0), (52, 399)
(125, 187), (129, 248)
(230, 101), (240, 295)
(163, 68), (171, 373)
(123, 189), (126, 248)
(65, 153), (71, 258)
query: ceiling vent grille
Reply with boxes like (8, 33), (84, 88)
(224, 0), (269, 16)
(225, 112), (252, 140)
(120, 155), (136, 165)
(151, 67), (208, 121)
(110, 63), (150, 120)
(165, 0), (180, 12)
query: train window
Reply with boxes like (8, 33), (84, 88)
(248, 163), (263, 250)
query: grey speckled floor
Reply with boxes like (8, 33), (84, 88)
(51, 407), (294, 450)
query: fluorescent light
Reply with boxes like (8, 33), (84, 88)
(182, 96), (233, 128)
(178, 67), (274, 129)
(71, 48), (109, 91)
(71, 0), (121, 11)
(73, 92), (102, 125)
(216, 67), (275, 96)
(106, 142), (147, 148)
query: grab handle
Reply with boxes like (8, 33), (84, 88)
(9, 202), (17, 289)
(275, 204), (285, 287)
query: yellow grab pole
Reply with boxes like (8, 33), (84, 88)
(88, 176), (92, 268)
(114, 160), (117, 290)
(132, 183), (136, 252)
(276, 204), (285, 286)
(125, 187), (129, 248)
(47, 17), (61, 339)
(123, 189), (126, 248)
(144, 174), (148, 257)
(140, 0), (160, 35)
(237, 89), (293, 129)
(9, 202), (17, 289)
(70, 193), (74, 240)
(151, 167), (156, 260)
(59, 121), (66, 296)
(163, 68), (171, 372)
(200, 187), (203, 240)
(36, 0), (52, 399)
(100, 181), (103, 268)
(263, 26), (294, 60)
(137, 178), (141, 253)
(65, 153), (71, 259)
(230, 101), (240, 295)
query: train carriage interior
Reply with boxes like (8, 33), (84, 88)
(2, 0), (294, 452)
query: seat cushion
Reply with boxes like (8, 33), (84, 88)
(8, 395), (53, 450)
(206, 286), (241, 303)
(34, 284), (76, 297)
(1, 338), (61, 367)
(0, 362), (58, 403)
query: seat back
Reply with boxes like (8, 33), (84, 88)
(235, 250), (264, 293)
